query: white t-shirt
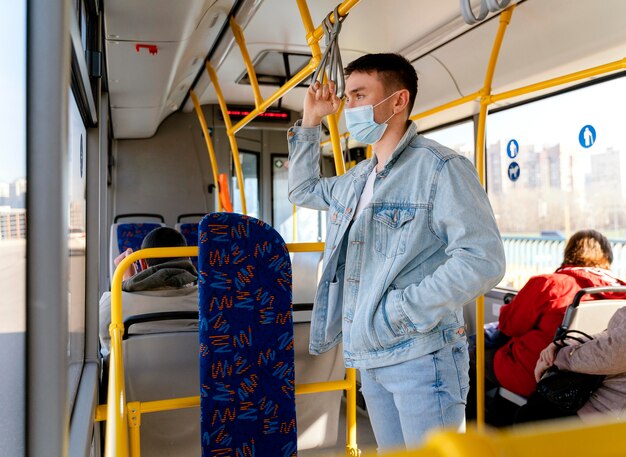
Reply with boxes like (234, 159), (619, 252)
(354, 168), (377, 219)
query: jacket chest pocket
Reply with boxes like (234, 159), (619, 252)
(373, 206), (415, 258)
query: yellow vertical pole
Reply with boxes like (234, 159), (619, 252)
(345, 366), (358, 457)
(292, 204), (297, 242)
(127, 401), (141, 457)
(474, 5), (514, 430)
(190, 89), (223, 211)
(230, 17), (264, 110)
(296, 0), (346, 176)
(105, 327), (129, 457)
(296, 1), (357, 454)
(327, 113), (346, 175)
(205, 61), (247, 214)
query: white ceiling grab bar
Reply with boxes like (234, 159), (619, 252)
(460, 0), (489, 25)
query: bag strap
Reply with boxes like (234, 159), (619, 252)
(553, 329), (595, 349)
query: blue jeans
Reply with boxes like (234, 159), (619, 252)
(359, 340), (470, 452)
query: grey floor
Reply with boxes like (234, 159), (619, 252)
(300, 399), (378, 457)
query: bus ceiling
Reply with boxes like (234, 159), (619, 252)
(103, 0), (626, 139)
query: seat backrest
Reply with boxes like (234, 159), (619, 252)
(560, 286), (626, 335)
(198, 212), (297, 457)
(124, 330), (200, 457)
(566, 300), (626, 334)
(290, 251), (322, 305)
(100, 288), (200, 457)
(175, 222), (200, 270)
(109, 219), (165, 283)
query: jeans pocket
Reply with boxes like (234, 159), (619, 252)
(451, 341), (470, 401)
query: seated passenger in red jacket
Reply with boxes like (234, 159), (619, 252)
(494, 230), (625, 397)
(467, 230), (626, 423)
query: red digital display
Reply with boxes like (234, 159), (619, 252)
(224, 107), (290, 122)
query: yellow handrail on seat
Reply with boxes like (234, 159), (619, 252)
(101, 242), (358, 457)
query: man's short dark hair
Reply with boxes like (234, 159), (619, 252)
(141, 227), (188, 267)
(345, 53), (418, 114)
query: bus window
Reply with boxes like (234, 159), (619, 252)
(231, 150), (260, 218)
(424, 120), (475, 164)
(0, 1), (26, 452)
(67, 92), (86, 407)
(271, 154), (325, 243)
(487, 76), (626, 289)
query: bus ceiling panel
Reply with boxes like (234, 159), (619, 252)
(411, 56), (471, 117)
(103, 0), (232, 43)
(110, 107), (162, 139)
(238, 0), (466, 59)
(106, 40), (179, 108)
(333, 0), (471, 56)
(187, 0), (469, 112)
(104, 1), (234, 138)
(429, 0), (626, 107)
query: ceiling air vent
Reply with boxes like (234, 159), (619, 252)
(236, 50), (312, 86)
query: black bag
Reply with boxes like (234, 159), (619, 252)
(535, 330), (605, 413)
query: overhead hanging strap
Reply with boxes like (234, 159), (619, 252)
(460, 0), (489, 24)
(311, 6), (348, 98)
(460, 0), (513, 25)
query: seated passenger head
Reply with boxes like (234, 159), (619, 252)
(562, 229), (613, 269)
(141, 227), (188, 267)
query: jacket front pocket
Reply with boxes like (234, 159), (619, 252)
(373, 206), (416, 258)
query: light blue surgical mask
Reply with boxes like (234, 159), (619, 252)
(344, 91), (399, 144)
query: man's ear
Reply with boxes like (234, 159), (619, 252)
(140, 259), (148, 270)
(394, 89), (410, 115)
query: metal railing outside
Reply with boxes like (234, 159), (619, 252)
(501, 236), (626, 290)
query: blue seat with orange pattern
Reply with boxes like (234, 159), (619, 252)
(109, 214), (165, 284)
(175, 222), (200, 270)
(198, 212), (297, 457)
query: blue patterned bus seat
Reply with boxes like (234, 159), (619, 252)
(176, 222), (199, 270)
(198, 212), (297, 457)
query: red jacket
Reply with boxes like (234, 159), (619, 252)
(494, 266), (626, 397)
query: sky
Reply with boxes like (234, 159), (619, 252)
(0, 2), (26, 183)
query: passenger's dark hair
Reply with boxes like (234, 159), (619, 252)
(345, 53), (418, 114)
(562, 229), (613, 269)
(141, 226), (188, 267)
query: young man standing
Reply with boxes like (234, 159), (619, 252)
(287, 53), (505, 451)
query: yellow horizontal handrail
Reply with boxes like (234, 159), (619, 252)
(376, 417), (626, 457)
(98, 374), (356, 422)
(410, 90), (482, 122)
(229, 59), (319, 134)
(296, 378), (352, 395)
(306, 0), (360, 45)
(490, 57), (626, 103)
(286, 241), (325, 252)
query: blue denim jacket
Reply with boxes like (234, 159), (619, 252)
(288, 121), (505, 369)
